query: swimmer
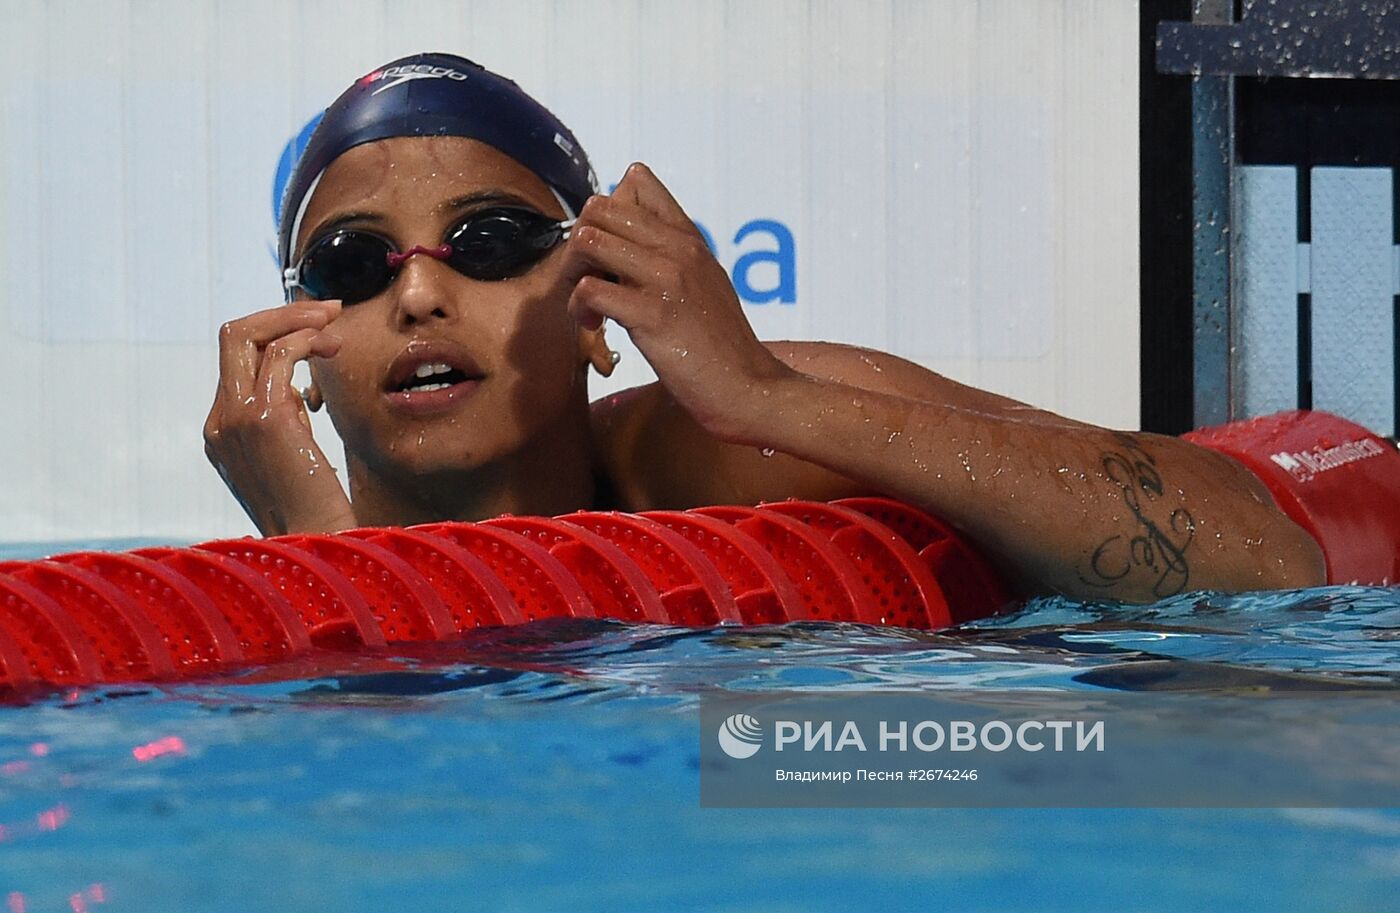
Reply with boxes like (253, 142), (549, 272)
(204, 52), (1326, 604)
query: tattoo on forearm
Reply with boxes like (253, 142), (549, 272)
(1078, 434), (1196, 598)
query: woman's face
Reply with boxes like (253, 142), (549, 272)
(294, 136), (596, 481)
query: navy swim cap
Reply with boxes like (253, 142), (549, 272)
(278, 52), (597, 274)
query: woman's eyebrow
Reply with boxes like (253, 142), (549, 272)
(434, 190), (536, 215)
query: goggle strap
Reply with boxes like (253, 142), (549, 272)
(548, 185), (578, 221)
(283, 168), (326, 302)
(282, 266), (302, 302)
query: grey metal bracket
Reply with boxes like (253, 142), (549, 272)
(1159, 0), (1400, 81)
(1185, 0), (1237, 427)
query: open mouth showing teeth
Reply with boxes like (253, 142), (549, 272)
(397, 362), (472, 393)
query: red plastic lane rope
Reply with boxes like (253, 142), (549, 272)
(0, 498), (1008, 691)
(339, 528), (525, 629)
(639, 510), (804, 624)
(275, 535), (458, 643)
(761, 501), (953, 629)
(194, 539), (386, 650)
(412, 522), (595, 622)
(483, 516), (669, 624)
(835, 498), (1012, 624)
(131, 547), (312, 663)
(560, 512), (744, 625)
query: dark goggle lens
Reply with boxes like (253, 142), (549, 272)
(295, 208), (566, 302)
(445, 208), (567, 281)
(298, 232), (395, 303)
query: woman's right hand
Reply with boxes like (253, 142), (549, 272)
(204, 299), (357, 535)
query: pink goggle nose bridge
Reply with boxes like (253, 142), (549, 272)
(385, 244), (453, 269)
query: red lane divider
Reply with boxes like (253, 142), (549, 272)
(10, 559), (178, 681)
(194, 539), (386, 650)
(0, 620), (34, 690)
(50, 552), (240, 672)
(275, 535), (457, 643)
(835, 498), (1011, 624)
(412, 522), (595, 622)
(761, 501), (952, 629)
(131, 548), (310, 663)
(0, 573), (102, 685)
(340, 528), (524, 630)
(639, 511), (803, 624)
(691, 506), (865, 624)
(0, 498), (1008, 691)
(562, 512), (743, 625)
(483, 516), (668, 624)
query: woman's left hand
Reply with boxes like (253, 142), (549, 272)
(558, 162), (794, 442)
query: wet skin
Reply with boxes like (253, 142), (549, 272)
(207, 138), (614, 532)
(206, 136), (1328, 602)
(297, 138), (611, 523)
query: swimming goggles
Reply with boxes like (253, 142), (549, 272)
(283, 207), (575, 304)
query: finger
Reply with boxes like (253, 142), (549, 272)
(613, 162), (693, 231)
(562, 224), (671, 292)
(577, 193), (698, 251)
(218, 301), (341, 400)
(253, 328), (341, 410)
(568, 274), (660, 332)
(235, 300), (341, 347)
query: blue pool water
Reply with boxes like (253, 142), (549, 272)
(0, 540), (1397, 911)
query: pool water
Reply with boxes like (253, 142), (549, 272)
(0, 540), (1396, 912)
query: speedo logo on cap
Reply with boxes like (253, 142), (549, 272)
(365, 64), (469, 95)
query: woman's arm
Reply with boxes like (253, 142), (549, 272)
(596, 340), (1326, 601)
(564, 164), (1326, 603)
(738, 343), (1325, 601)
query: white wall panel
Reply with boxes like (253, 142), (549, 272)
(0, 0), (1140, 542)
(1235, 166), (1300, 418)
(1310, 167), (1395, 435)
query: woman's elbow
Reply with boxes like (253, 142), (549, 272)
(1243, 514), (1328, 592)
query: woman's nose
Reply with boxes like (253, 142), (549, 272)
(391, 249), (460, 325)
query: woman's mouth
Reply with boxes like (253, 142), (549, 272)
(384, 347), (486, 415)
(397, 362), (471, 393)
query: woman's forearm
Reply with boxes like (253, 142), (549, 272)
(738, 370), (1326, 602)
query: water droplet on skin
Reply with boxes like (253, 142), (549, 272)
(760, 448), (775, 458)
(887, 431), (901, 444)
(417, 432), (425, 446)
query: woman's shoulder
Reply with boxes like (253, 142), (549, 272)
(588, 380), (712, 510)
(587, 341), (883, 511)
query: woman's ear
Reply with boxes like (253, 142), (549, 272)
(303, 363), (326, 414)
(301, 380), (325, 412)
(580, 322), (620, 378)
